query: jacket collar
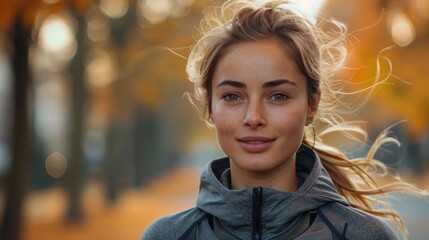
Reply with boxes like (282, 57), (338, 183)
(196, 144), (349, 238)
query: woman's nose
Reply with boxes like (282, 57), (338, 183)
(243, 101), (266, 129)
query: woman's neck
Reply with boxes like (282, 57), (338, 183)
(229, 157), (298, 192)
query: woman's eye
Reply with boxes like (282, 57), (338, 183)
(269, 93), (289, 101)
(222, 93), (241, 102)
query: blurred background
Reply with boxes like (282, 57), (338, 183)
(0, 0), (428, 239)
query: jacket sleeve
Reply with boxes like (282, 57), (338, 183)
(317, 202), (399, 240)
(141, 216), (178, 240)
(141, 208), (206, 240)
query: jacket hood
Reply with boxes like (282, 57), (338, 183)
(196, 144), (349, 238)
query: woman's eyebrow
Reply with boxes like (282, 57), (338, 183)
(216, 79), (296, 89)
(263, 79), (297, 88)
(216, 80), (246, 88)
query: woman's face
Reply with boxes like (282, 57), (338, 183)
(211, 38), (318, 176)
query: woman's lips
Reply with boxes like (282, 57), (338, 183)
(237, 136), (275, 153)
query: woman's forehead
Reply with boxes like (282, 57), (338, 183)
(212, 38), (306, 87)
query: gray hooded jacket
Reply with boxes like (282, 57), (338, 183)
(142, 145), (397, 240)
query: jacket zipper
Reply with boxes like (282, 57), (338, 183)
(252, 187), (263, 240)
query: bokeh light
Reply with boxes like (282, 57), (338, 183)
(38, 14), (77, 63)
(87, 15), (110, 42)
(99, 0), (129, 19)
(45, 152), (67, 179)
(85, 48), (117, 88)
(296, 0), (326, 19)
(139, 0), (173, 24)
(388, 10), (415, 47)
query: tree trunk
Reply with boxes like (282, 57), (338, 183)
(65, 9), (87, 222)
(0, 19), (32, 240)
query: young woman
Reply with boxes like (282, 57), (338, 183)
(142, 1), (426, 239)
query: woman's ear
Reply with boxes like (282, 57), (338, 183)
(208, 115), (215, 126)
(307, 90), (321, 123)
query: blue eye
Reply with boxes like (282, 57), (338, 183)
(269, 93), (289, 101)
(222, 93), (241, 102)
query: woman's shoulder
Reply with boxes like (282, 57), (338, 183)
(141, 207), (206, 240)
(318, 202), (398, 239)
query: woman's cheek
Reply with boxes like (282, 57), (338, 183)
(212, 103), (242, 123)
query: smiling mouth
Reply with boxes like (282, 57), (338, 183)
(237, 137), (275, 153)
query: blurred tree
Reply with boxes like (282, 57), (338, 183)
(100, 0), (138, 204)
(0, 0), (91, 238)
(65, 6), (87, 222)
(95, 0), (208, 198)
(0, 17), (32, 240)
(0, 0), (207, 237)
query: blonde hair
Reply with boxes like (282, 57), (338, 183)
(186, 0), (426, 238)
